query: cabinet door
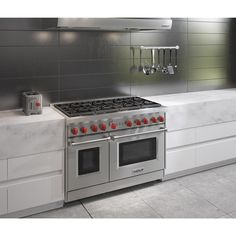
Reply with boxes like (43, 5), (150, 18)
(196, 137), (236, 166)
(165, 147), (196, 175)
(196, 121), (236, 143)
(167, 129), (196, 149)
(0, 160), (7, 182)
(0, 187), (7, 215)
(8, 150), (63, 180)
(8, 175), (63, 213)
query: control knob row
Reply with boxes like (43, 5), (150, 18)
(71, 123), (108, 135)
(125, 116), (165, 127)
(71, 127), (88, 135)
(71, 116), (165, 135)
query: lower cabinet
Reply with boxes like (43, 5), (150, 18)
(196, 137), (236, 166)
(0, 186), (7, 215)
(165, 121), (236, 176)
(8, 150), (63, 180)
(165, 147), (195, 175)
(8, 174), (63, 213)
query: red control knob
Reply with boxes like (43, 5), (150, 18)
(110, 122), (117, 129)
(81, 127), (88, 134)
(126, 120), (132, 127)
(158, 115), (165, 122)
(135, 119), (142, 126)
(100, 123), (107, 131)
(91, 124), (98, 132)
(151, 117), (158, 123)
(35, 101), (41, 107)
(71, 127), (78, 135)
(143, 118), (149, 124)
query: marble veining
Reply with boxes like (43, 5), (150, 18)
(0, 107), (65, 160)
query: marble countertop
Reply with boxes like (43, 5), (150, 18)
(145, 89), (236, 107)
(1, 88), (236, 131)
(0, 107), (64, 126)
(145, 89), (236, 131)
(0, 107), (65, 159)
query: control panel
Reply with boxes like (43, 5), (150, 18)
(68, 112), (165, 137)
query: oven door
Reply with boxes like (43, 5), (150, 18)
(67, 137), (110, 191)
(110, 129), (165, 181)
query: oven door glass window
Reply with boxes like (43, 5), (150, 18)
(78, 147), (99, 175)
(119, 138), (156, 167)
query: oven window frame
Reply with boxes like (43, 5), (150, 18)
(77, 147), (100, 176)
(118, 137), (158, 167)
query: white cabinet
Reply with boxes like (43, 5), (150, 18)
(196, 120), (236, 142)
(0, 160), (7, 182)
(166, 128), (196, 175)
(166, 147), (196, 175)
(8, 150), (63, 180)
(0, 107), (65, 216)
(167, 128), (196, 149)
(165, 121), (236, 176)
(0, 187), (7, 215)
(8, 175), (63, 213)
(196, 137), (236, 166)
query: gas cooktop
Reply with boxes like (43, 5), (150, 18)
(54, 97), (161, 117)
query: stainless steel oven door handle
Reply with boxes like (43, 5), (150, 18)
(111, 128), (167, 140)
(69, 137), (111, 146)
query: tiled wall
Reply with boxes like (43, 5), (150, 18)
(0, 18), (233, 110)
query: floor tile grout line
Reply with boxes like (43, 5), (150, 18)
(225, 213), (233, 218)
(79, 200), (93, 219)
(226, 210), (236, 217)
(140, 197), (164, 218)
(130, 186), (166, 218)
(176, 180), (230, 216)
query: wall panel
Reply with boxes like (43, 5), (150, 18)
(0, 18), (235, 110)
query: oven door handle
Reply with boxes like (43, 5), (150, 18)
(111, 128), (167, 140)
(69, 137), (111, 146)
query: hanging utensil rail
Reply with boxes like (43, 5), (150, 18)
(139, 45), (180, 50)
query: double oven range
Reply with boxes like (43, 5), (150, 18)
(53, 96), (166, 202)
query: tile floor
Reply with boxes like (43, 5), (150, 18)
(29, 163), (236, 218)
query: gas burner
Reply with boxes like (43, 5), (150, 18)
(54, 97), (161, 117)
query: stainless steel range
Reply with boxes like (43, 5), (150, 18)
(52, 96), (166, 202)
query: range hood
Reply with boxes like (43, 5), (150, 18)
(57, 18), (172, 31)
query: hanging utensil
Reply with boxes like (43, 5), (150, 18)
(143, 64), (151, 75)
(174, 48), (178, 69)
(156, 49), (161, 71)
(162, 49), (168, 74)
(167, 49), (174, 75)
(150, 49), (157, 74)
(138, 48), (143, 72)
(130, 48), (137, 73)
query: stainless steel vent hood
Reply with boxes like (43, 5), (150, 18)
(57, 18), (172, 31)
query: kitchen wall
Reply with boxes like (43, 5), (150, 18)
(0, 18), (234, 110)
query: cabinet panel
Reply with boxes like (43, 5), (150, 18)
(8, 150), (63, 180)
(8, 175), (63, 213)
(196, 121), (236, 143)
(166, 128), (196, 149)
(0, 160), (7, 182)
(196, 137), (236, 166)
(0, 187), (7, 215)
(165, 147), (196, 174)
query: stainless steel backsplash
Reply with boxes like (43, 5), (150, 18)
(0, 18), (234, 110)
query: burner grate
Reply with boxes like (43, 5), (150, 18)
(54, 97), (161, 117)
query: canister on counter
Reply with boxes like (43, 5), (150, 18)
(22, 91), (42, 115)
